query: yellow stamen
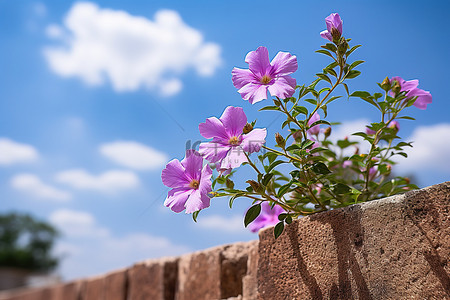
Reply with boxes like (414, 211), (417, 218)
(189, 179), (199, 189)
(260, 75), (272, 85)
(228, 136), (240, 145)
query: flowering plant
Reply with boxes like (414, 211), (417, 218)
(161, 13), (431, 238)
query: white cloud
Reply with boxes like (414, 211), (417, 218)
(43, 2), (222, 96)
(396, 123), (450, 173)
(55, 169), (140, 193)
(196, 215), (246, 233)
(99, 141), (168, 170)
(10, 174), (71, 202)
(0, 138), (39, 165)
(49, 209), (190, 280)
(328, 118), (371, 155)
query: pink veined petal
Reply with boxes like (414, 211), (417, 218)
(241, 128), (267, 152)
(220, 147), (248, 169)
(320, 30), (332, 41)
(161, 159), (189, 188)
(199, 164), (213, 190)
(402, 79), (419, 92)
(199, 142), (230, 164)
(231, 67), (257, 90)
(199, 117), (229, 141)
(184, 189), (210, 214)
(331, 13), (343, 34)
(245, 46), (271, 78)
(220, 106), (247, 137)
(164, 188), (193, 213)
(181, 150), (203, 181)
(238, 82), (269, 104)
(410, 89), (432, 109)
(307, 112), (321, 136)
(267, 76), (296, 100)
(270, 51), (298, 77)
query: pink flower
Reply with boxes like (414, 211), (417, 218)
(388, 121), (400, 131)
(232, 46), (298, 104)
(161, 150), (212, 214)
(320, 13), (343, 41)
(247, 202), (284, 233)
(307, 112), (321, 136)
(365, 127), (376, 135)
(390, 76), (432, 110)
(199, 106), (267, 169)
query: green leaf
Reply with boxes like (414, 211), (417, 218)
(301, 139), (316, 149)
(244, 204), (261, 227)
(350, 60), (365, 69)
(350, 91), (371, 98)
(294, 106), (308, 115)
(304, 98), (317, 105)
(192, 211), (200, 222)
(316, 73), (332, 84)
(343, 83), (350, 96)
(322, 43), (337, 52)
(346, 44), (362, 56)
(309, 120), (331, 128)
(333, 183), (351, 194)
(325, 95), (342, 105)
(311, 162), (331, 175)
(267, 160), (286, 173)
(274, 222), (285, 239)
(398, 116), (415, 120)
(259, 106), (280, 111)
(277, 182), (293, 198)
(345, 70), (361, 79)
(315, 49), (334, 59)
(262, 173), (274, 186)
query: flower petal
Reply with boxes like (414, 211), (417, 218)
(220, 147), (248, 169)
(199, 142), (230, 163)
(410, 89), (432, 110)
(267, 76), (296, 99)
(270, 51), (298, 77)
(181, 150), (203, 181)
(238, 83), (269, 104)
(245, 46), (271, 77)
(242, 128), (267, 152)
(232, 67), (256, 90)
(320, 30), (332, 41)
(164, 187), (193, 213)
(161, 159), (189, 188)
(199, 117), (229, 141)
(185, 189), (211, 214)
(307, 112), (321, 136)
(220, 106), (247, 137)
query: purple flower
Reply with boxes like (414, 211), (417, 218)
(232, 46), (298, 104)
(307, 112), (321, 136)
(390, 76), (432, 110)
(199, 106), (267, 169)
(365, 127), (376, 135)
(320, 13), (343, 42)
(247, 202), (284, 233)
(161, 150), (212, 214)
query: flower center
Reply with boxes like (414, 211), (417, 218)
(228, 136), (240, 145)
(189, 179), (199, 189)
(260, 75), (272, 85)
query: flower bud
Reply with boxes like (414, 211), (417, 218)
(273, 99), (282, 106)
(226, 178), (235, 189)
(292, 130), (303, 142)
(275, 133), (286, 149)
(246, 180), (261, 192)
(323, 127), (332, 138)
(243, 123), (253, 134)
(386, 164), (392, 176)
(337, 40), (348, 56)
(381, 76), (391, 91)
(392, 80), (401, 95)
(331, 27), (342, 43)
(388, 121), (400, 132)
(404, 177), (410, 184)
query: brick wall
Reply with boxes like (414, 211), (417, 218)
(1, 182), (448, 300)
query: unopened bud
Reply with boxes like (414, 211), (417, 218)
(404, 177), (410, 184)
(392, 81), (401, 95)
(275, 133), (286, 149)
(331, 27), (342, 44)
(246, 180), (261, 192)
(243, 123), (253, 134)
(388, 121), (400, 132)
(386, 164), (392, 176)
(337, 40), (348, 56)
(274, 99), (282, 106)
(381, 76), (391, 91)
(226, 178), (235, 189)
(354, 146), (359, 155)
(292, 130), (302, 142)
(324, 127), (332, 138)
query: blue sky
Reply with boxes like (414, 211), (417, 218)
(1, 0), (449, 280)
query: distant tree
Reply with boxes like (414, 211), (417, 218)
(0, 213), (59, 272)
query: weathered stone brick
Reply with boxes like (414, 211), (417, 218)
(104, 269), (127, 300)
(81, 276), (104, 300)
(257, 181), (450, 299)
(242, 241), (259, 300)
(50, 281), (82, 300)
(128, 257), (178, 300)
